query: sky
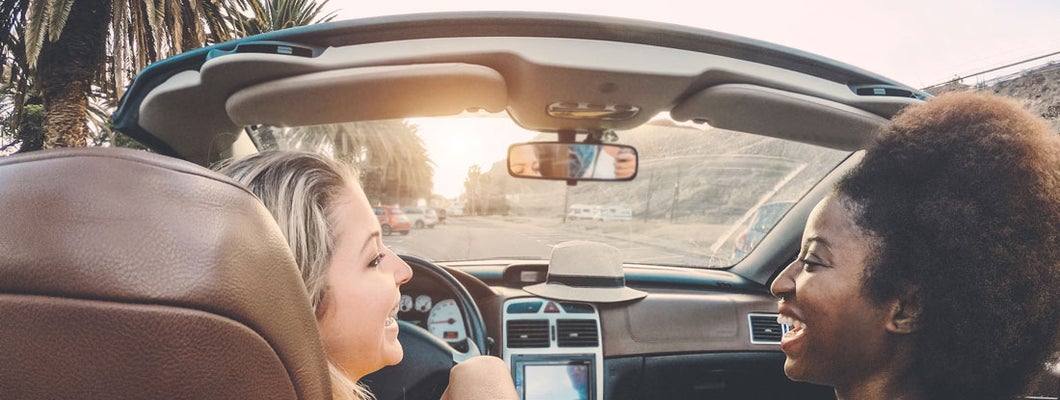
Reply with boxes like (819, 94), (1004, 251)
(321, 0), (1060, 197)
(326, 0), (1060, 88)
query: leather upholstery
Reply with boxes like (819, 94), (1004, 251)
(0, 148), (330, 399)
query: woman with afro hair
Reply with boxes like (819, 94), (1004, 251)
(770, 91), (1060, 400)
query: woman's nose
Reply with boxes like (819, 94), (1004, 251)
(389, 251), (413, 285)
(770, 260), (798, 299)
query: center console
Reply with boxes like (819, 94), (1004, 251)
(502, 297), (603, 400)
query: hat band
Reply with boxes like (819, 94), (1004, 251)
(548, 274), (625, 288)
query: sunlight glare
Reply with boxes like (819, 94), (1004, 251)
(411, 113), (539, 198)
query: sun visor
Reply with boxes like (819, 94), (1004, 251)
(671, 84), (888, 150)
(226, 63), (508, 127)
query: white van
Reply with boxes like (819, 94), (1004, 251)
(596, 206), (633, 221)
(567, 204), (600, 220)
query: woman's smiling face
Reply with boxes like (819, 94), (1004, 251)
(317, 185), (413, 381)
(769, 193), (898, 390)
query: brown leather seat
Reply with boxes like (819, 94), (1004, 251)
(0, 148), (330, 399)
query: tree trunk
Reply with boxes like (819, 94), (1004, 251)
(36, 0), (112, 149)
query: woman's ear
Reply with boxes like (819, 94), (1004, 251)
(886, 291), (922, 334)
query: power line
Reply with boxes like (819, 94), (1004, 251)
(922, 50), (1060, 91)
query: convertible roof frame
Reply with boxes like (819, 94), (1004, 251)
(112, 12), (926, 157)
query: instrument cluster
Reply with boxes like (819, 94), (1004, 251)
(397, 292), (468, 350)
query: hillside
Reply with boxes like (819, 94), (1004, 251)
(926, 62), (1060, 132)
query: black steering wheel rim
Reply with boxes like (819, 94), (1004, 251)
(399, 255), (489, 354)
(361, 255), (490, 400)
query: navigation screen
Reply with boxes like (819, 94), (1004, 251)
(523, 364), (590, 400)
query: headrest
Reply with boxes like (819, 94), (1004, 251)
(0, 148), (329, 399)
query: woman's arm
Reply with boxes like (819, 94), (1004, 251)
(440, 356), (518, 400)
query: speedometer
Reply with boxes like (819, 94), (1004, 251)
(427, 299), (466, 343)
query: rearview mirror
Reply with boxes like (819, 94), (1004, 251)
(507, 142), (638, 181)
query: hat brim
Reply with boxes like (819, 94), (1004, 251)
(523, 282), (647, 303)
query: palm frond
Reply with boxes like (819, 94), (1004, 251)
(84, 92), (115, 145)
(201, 0), (237, 42)
(164, 0), (181, 52)
(0, 0), (27, 58)
(23, 0), (49, 67)
(143, 0), (165, 32)
(111, 0), (129, 96)
(228, 0), (334, 37)
(44, 0), (73, 42)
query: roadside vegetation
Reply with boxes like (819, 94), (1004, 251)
(1, 0), (435, 206)
(0, 0), (335, 153)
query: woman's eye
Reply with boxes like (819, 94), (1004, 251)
(369, 253), (386, 267)
(801, 259), (822, 271)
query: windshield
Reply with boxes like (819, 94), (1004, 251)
(249, 113), (848, 268)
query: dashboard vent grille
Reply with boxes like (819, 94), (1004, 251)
(557, 319), (599, 347)
(507, 319), (550, 348)
(749, 313), (785, 344)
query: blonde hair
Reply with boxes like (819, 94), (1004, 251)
(217, 151), (373, 400)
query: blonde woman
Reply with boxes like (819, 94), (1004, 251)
(219, 151), (516, 400)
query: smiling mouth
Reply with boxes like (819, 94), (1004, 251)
(777, 314), (806, 349)
(385, 305), (398, 327)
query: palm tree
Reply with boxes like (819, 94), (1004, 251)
(256, 120), (436, 206)
(9, 0), (234, 149)
(1, 0), (34, 151)
(228, 0), (334, 37)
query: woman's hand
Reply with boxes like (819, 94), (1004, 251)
(613, 150), (636, 179)
(440, 356), (518, 400)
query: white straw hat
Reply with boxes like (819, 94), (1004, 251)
(523, 241), (647, 303)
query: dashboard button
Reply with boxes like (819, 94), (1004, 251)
(506, 301), (543, 314)
(560, 302), (594, 313)
(544, 301), (560, 313)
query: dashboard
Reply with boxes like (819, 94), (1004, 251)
(387, 258), (1060, 400)
(394, 260), (838, 400)
(396, 278), (470, 352)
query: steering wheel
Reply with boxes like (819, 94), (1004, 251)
(361, 255), (490, 400)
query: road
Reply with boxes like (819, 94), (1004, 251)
(383, 217), (730, 266)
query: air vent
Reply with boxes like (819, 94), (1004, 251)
(749, 313), (786, 344)
(557, 319), (599, 347)
(507, 319), (550, 348)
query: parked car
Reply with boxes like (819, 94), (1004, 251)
(403, 207), (438, 229)
(9, 11), (1055, 400)
(374, 205), (411, 236)
(425, 208), (441, 225)
(445, 206), (464, 217)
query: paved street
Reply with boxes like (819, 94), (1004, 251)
(383, 217), (730, 266)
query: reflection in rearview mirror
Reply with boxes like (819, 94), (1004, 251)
(507, 142), (638, 181)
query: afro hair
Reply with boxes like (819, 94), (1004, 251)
(835, 91), (1060, 400)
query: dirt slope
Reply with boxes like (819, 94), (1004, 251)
(926, 63), (1060, 132)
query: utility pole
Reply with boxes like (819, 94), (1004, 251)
(562, 185), (570, 223)
(469, 172), (477, 216)
(483, 176), (491, 215)
(670, 166), (681, 224)
(643, 171), (654, 223)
